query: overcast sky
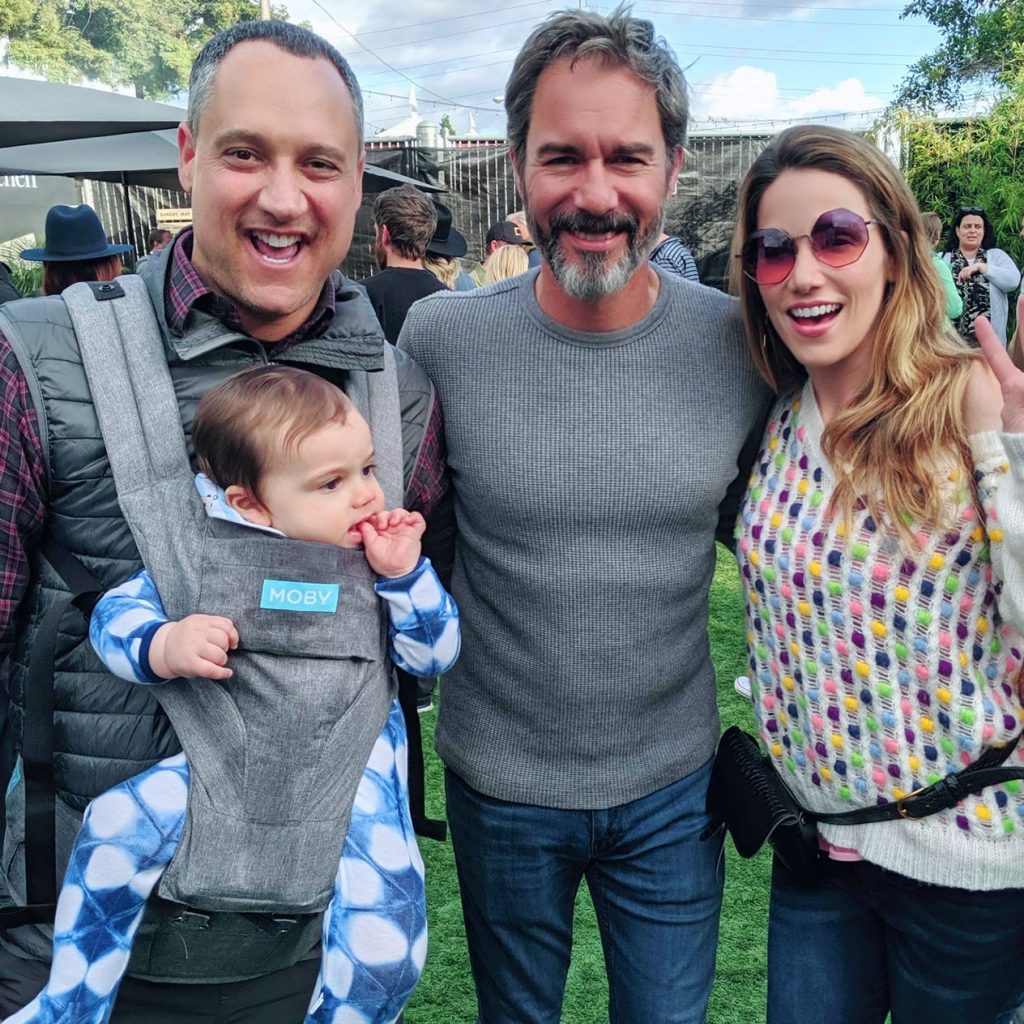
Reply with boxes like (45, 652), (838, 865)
(290, 0), (950, 138)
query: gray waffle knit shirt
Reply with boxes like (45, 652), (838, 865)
(400, 267), (770, 809)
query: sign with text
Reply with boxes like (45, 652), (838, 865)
(260, 579), (340, 614)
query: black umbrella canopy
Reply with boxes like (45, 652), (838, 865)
(0, 77), (187, 147)
(0, 129), (445, 193)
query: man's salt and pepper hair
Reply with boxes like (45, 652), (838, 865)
(504, 4), (689, 162)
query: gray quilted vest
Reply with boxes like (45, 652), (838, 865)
(56, 278), (402, 914)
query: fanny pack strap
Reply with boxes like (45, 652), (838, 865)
(812, 730), (1024, 826)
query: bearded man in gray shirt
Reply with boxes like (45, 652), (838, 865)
(399, 8), (770, 1022)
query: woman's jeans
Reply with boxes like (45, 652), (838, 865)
(445, 758), (723, 1024)
(768, 854), (1024, 1024)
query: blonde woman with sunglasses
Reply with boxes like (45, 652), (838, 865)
(730, 124), (1024, 1024)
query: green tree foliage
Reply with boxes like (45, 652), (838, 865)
(438, 113), (455, 136)
(896, 69), (1024, 266)
(894, 0), (1024, 110)
(0, 1), (291, 99)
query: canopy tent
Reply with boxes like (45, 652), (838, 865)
(0, 77), (187, 147)
(0, 130), (446, 193)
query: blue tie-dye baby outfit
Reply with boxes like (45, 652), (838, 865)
(5, 492), (459, 1024)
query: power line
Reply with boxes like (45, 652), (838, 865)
(676, 41), (923, 60)
(353, 0), (556, 37)
(676, 51), (913, 66)
(358, 3), (939, 56)
(362, 42), (914, 103)
(631, 3), (937, 28)
(358, 47), (519, 80)
(650, 0), (907, 10)
(307, 0), (463, 107)
(362, 89), (504, 114)
(351, 14), (578, 52)
(638, 0), (926, 17)
(361, 43), (915, 103)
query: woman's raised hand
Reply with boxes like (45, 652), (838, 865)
(976, 305), (1024, 434)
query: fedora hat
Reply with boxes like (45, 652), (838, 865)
(21, 204), (132, 263)
(425, 201), (467, 258)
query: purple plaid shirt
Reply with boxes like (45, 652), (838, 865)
(0, 232), (446, 658)
(165, 229), (337, 349)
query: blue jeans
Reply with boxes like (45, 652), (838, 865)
(444, 759), (723, 1024)
(768, 854), (1024, 1024)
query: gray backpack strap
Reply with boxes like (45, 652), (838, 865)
(62, 279), (190, 483)
(60, 278), (200, 581)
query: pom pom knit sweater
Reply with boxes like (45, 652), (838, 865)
(737, 381), (1024, 890)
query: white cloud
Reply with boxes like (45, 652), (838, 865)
(692, 65), (882, 128)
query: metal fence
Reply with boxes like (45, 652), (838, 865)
(84, 180), (190, 261)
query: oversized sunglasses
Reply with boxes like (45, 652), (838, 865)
(738, 207), (879, 286)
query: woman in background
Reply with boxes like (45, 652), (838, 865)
(732, 124), (1024, 1024)
(424, 201), (475, 291)
(920, 211), (962, 321)
(21, 204), (130, 296)
(942, 206), (1019, 346)
(482, 243), (529, 285)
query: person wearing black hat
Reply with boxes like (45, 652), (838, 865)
(484, 219), (531, 257)
(21, 204), (132, 296)
(358, 184), (449, 344)
(506, 209), (542, 268)
(423, 201), (476, 291)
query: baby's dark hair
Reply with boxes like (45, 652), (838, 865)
(192, 365), (353, 500)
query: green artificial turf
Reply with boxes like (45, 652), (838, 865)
(406, 544), (773, 1023)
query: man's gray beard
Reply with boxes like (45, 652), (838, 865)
(526, 206), (664, 301)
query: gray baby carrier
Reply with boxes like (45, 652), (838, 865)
(54, 278), (402, 914)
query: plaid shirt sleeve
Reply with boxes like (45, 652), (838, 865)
(405, 393), (447, 517)
(0, 331), (47, 660)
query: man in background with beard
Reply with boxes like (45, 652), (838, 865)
(398, 8), (769, 1023)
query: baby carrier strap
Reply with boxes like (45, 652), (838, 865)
(62, 279), (200, 578)
(63, 279), (188, 478)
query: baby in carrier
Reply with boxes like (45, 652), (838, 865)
(6, 364), (460, 1024)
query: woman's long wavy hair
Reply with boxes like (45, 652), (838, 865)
(729, 125), (981, 544)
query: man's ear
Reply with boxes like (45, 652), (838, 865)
(224, 485), (273, 527)
(178, 121), (196, 195)
(510, 148), (525, 200)
(379, 224), (391, 247)
(667, 145), (684, 198)
(354, 153), (365, 211)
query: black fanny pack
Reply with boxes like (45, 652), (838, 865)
(705, 725), (1024, 885)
